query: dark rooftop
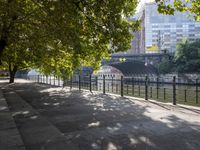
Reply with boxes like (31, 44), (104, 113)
(109, 61), (158, 76)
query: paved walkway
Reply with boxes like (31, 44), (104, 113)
(1, 79), (200, 150)
(0, 84), (25, 150)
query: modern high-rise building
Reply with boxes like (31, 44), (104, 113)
(121, 0), (200, 55)
(144, 1), (200, 53)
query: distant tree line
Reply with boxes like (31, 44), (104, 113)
(158, 39), (200, 74)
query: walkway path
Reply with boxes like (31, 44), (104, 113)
(0, 84), (25, 150)
(1, 79), (200, 150)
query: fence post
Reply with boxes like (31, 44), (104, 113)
(173, 76), (176, 105)
(127, 84), (128, 95)
(37, 75), (39, 83)
(112, 77), (114, 92)
(50, 76), (51, 85)
(58, 77), (60, 86)
(164, 88), (166, 100)
(79, 75), (81, 91)
(121, 76), (124, 97)
(70, 76), (72, 89)
(132, 77), (134, 96)
(156, 77), (159, 99)
(145, 76), (148, 100)
(196, 79), (198, 104)
(46, 76), (48, 84)
(96, 76), (98, 91)
(53, 75), (55, 85)
(184, 89), (187, 102)
(89, 75), (92, 92)
(103, 75), (105, 94)
(138, 85), (140, 96)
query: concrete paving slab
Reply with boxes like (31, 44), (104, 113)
(2, 87), (79, 150)
(2, 79), (200, 150)
(0, 89), (25, 150)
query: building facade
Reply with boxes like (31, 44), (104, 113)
(117, 1), (200, 55)
(144, 1), (200, 53)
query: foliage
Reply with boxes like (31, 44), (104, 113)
(0, 0), (139, 81)
(158, 57), (174, 74)
(174, 39), (200, 73)
(155, 0), (200, 21)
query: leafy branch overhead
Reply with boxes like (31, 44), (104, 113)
(0, 0), (139, 81)
(155, 0), (200, 21)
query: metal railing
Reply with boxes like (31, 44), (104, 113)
(27, 75), (200, 107)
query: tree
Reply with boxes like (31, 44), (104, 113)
(155, 0), (200, 21)
(174, 39), (200, 73)
(0, 0), (139, 83)
(1, 39), (32, 83)
(158, 57), (174, 74)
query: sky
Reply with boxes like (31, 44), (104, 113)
(137, 0), (155, 12)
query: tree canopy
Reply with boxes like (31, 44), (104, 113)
(155, 0), (200, 21)
(158, 39), (200, 74)
(0, 0), (139, 82)
(174, 39), (200, 73)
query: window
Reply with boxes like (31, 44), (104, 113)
(177, 29), (183, 32)
(176, 24), (182, 28)
(189, 34), (195, 37)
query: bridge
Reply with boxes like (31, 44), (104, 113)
(110, 52), (174, 65)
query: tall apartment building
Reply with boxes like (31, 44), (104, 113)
(126, 1), (200, 55)
(145, 1), (200, 53)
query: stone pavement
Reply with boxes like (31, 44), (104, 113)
(1, 84), (78, 150)
(0, 86), (25, 150)
(1, 79), (200, 150)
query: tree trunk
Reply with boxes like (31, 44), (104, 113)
(0, 39), (7, 64)
(9, 64), (18, 83)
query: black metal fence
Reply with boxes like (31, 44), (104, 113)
(27, 75), (200, 107)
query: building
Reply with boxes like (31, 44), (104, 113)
(144, 1), (200, 53)
(115, 0), (200, 55)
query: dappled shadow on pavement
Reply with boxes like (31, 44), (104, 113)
(2, 80), (200, 150)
